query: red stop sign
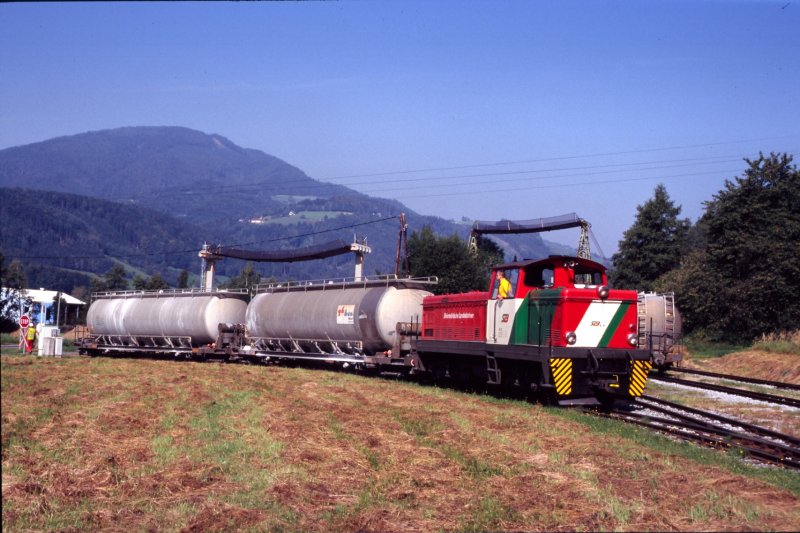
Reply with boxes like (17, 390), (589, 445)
(19, 315), (30, 328)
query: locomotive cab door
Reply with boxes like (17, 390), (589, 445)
(487, 268), (522, 345)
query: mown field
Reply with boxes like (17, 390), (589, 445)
(2, 354), (799, 532)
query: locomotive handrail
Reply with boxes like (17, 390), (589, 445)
(91, 287), (250, 299)
(254, 274), (438, 293)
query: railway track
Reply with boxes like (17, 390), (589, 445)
(587, 396), (800, 469)
(668, 366), (800, 392)
(649, 373), (800, 408)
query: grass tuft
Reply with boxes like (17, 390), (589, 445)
(753, 330), (800, 355)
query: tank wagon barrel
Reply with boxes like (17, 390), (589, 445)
(245, 276), (436, 364)
(82, 288), (248, 356)
(637, 292), (683, 368)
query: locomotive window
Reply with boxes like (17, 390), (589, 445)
(542, 268), (554, 287)
(573, 266), (603, 287)
(491, 268), (519, 299)
(523, 266), (554, 289)
(509, 269), (518, 296)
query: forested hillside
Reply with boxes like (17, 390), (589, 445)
(0, 188), (204, 291)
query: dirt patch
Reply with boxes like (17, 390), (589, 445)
(686, 350), (800, 384)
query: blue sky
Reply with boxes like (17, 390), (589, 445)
(2, 0), (798, 255)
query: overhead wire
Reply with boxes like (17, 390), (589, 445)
(315, 134), (800, 181)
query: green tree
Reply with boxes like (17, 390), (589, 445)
(1, 254), (32, 333)
(176, 269), (190, 289)
(131, 275), (148, 291)
(657, 153), (800, 341)
(223, 263), (262, 290)
(133, 273), (171, 291)
(146, 273), (169, 291)
(611, 184), (691, 291)
(408, 226), (503, 295)
(91, 264), (129, 293)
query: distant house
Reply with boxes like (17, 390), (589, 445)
(1, 287), (86, 326)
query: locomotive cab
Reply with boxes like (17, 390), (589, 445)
(488, 256), (605, 299)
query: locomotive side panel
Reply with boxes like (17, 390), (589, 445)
(422, 291), (487, 342)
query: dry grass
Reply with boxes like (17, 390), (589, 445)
(3, 355), (800, 532)
(686, 350), (800, 384)
(753, 330), (800, 355)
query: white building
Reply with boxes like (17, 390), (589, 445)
(1, 287), (86, 326)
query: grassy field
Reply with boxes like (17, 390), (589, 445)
(2, 354), (799, 532)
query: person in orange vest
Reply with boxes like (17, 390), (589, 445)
(24, 324), (37, 354)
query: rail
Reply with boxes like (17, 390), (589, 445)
(649, 374), (800, 408)
(668, 367), (800, 392)
(586, 398), (800, 469)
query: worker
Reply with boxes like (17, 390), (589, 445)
(24, 324), (37, 354)
(497, 271), (512, 299)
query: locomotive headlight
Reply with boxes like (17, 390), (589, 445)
(597, 285), (610, 299)
(627, 333), (638, 346)
(565, 331), (577, 345)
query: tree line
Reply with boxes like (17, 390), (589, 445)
(610, 153), (799, 342)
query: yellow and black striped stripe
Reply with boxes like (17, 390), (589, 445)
(629, 360), (652, 396)
(549, 358), (573, 396)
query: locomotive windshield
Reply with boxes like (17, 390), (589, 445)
(572, 264), (604, 287)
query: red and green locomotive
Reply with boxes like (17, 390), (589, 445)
(414, 256), (652, 405)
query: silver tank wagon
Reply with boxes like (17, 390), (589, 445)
(87, 290), (248, 347)
(638, 291), (683, 367)
(247, 278), (433, 355)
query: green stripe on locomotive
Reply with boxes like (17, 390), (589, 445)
(510, 289), (563, 345)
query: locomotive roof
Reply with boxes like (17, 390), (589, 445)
(492, 255), (607, 272)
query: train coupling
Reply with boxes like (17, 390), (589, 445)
(590, 375), (624, 395)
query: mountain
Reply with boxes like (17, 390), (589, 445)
(0, 127), (557, 291)
(0, 126), (351, 222)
